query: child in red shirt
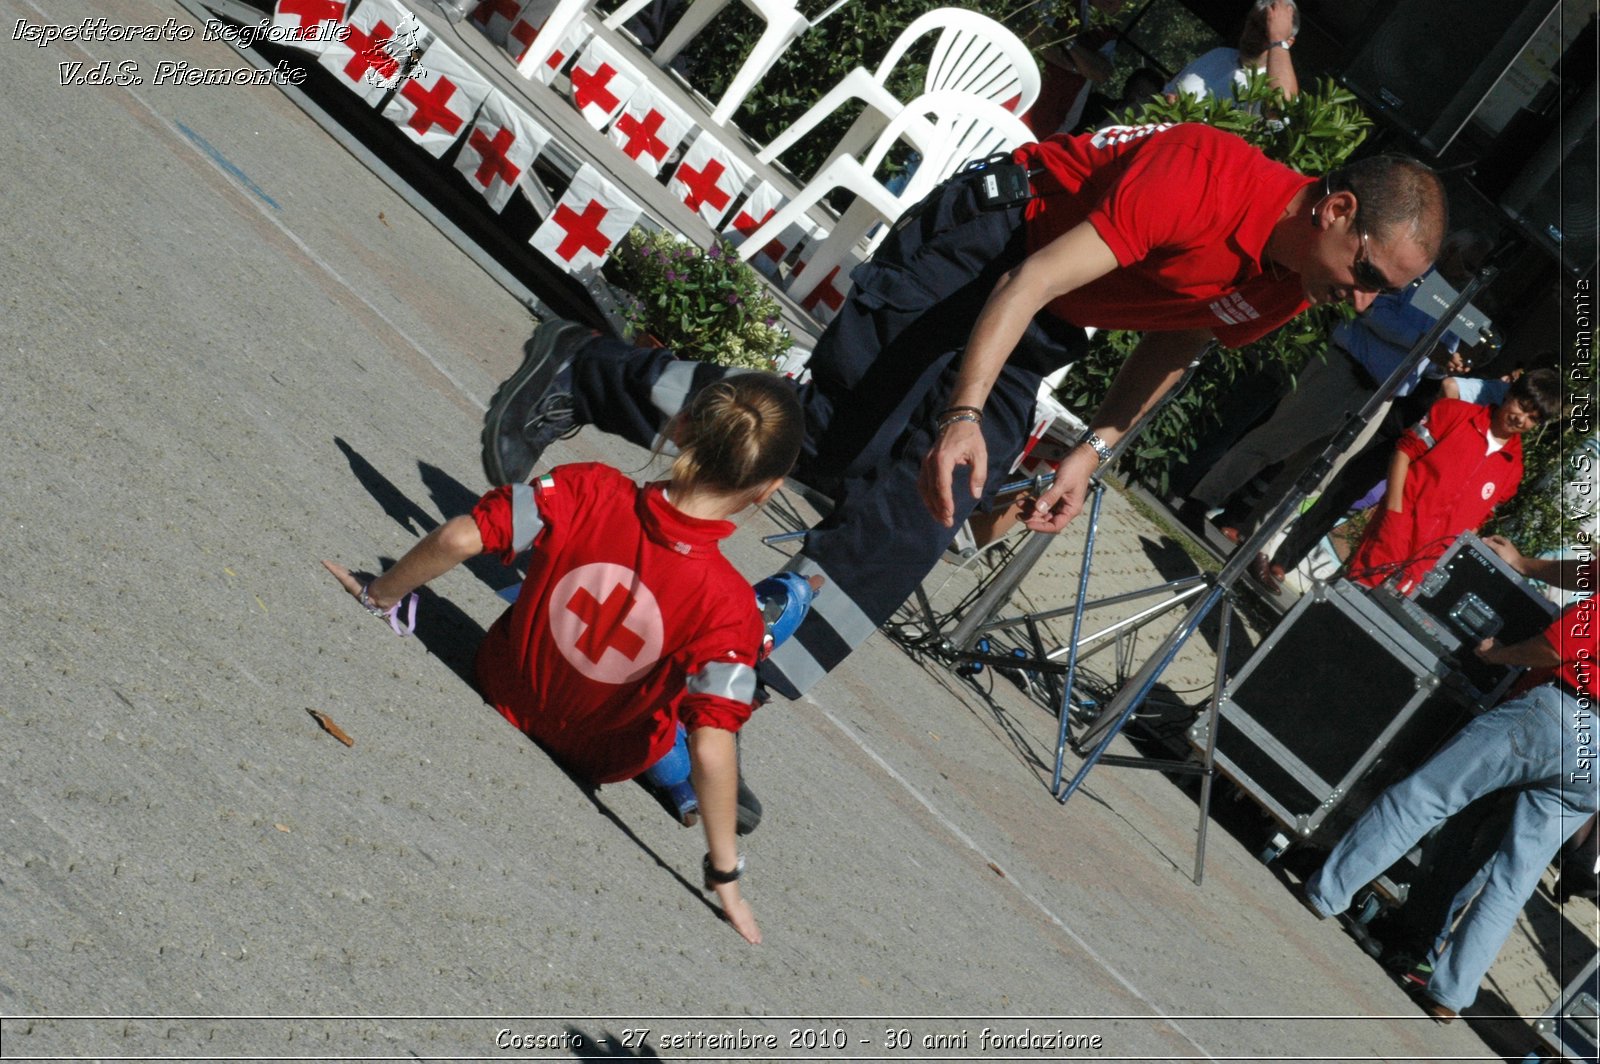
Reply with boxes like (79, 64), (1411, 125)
(324, 372), (804, 944)
(1348, 369), (1559, 592)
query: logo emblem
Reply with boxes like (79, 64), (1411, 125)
(1481, 482), (1496, 500)
(548, 563), (665, 684)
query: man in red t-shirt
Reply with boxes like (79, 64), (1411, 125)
(1347, 370), (1557, 592)
(483, 123), (1447, 698)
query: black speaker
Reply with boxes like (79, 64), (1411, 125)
(1502, 83), (1599, 276)
(1342, 0), (1561, 155)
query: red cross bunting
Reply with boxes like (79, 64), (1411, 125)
(342, 21), (399, 81)
(509, 19), (537, 55)
(570, 62), (621, 114)
(550, 201), (612, 261)
(728, 205), (775, 238)
(676, 158), (731, 213)
(801, 266), (845, 313)
(473, 0), (520, 23)
(567, 585), (646, 664)
(469, 127), (521, 187)
(279, 0), (344, 33)
(400, 77), (465, 136)
(615, 109), (669, 162)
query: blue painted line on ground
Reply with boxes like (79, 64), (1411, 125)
(175, 121), (281, 210)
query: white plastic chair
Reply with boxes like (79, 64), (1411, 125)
(514, 0), (598, 78)
(604, 0), (809, 125)
(737, 90), (1034, 306)
(756, 7), (1038, 168)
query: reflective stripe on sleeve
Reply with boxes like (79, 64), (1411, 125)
(511, 482), (544, 553)
(686, 660), (757, 703)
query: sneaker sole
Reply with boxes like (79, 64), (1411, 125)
(480, 319), (593, 486)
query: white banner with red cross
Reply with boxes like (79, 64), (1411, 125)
(468, 0), (523, 45)
(271, 0), (348, 54)
(792, 249), (857, 326)
(726, 182), (819, 279)
(567, 37), (644, 130)
(606, 81), (693, 178)
(506, 2), (592, 85)
(530, 164), (642, 279)
(720, 179), (784, 266)
(381, 38), (493, 157)
(455, 90), (552, 212)
(318, 0), (427, 104)
(668, 130), (753, 228)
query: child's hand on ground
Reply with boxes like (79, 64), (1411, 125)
(322, 559), (387, 609)
(715, 883), (762, 944)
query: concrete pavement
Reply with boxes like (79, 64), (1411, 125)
(1, 1), (1590, 1060)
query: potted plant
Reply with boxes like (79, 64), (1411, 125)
(603, 227), (794, 371)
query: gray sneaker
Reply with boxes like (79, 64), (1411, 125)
(481, 319), (594, 485)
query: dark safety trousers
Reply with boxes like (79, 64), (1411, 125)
(564, 172), (1087, 697)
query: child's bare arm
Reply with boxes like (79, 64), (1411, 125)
(1382, 451), (1411, 513)
(323, 515), (485, 610)
(688, 726), (761, 944)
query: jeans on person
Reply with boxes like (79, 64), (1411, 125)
(1304, 683), (1598, 1011)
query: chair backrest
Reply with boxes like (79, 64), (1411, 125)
(874, 7), (1040, 116)
(861, 90), (1036, 204)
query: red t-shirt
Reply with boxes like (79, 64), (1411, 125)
(471, 463), (763, 784)
(1523, 570), (1597, 701)
(1394, 398), (1523, 544)
(1013, 122), (1313, 347)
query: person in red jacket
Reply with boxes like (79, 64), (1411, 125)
(1347, 368), (1559, 592)
(325, 363), (804, 944)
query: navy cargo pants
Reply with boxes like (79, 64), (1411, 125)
(564, 170), (1087, 697)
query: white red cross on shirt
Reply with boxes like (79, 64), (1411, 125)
(566, 585), (646, 664)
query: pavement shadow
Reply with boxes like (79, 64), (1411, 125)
(566, 1026), (662, 1058)
(333, 438), (523, 596)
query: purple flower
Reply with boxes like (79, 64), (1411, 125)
(708, 244), (723, 260)
(666, 270), (679, 283)
(725, 293), (741, 305)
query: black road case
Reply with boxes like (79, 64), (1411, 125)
(1191, 579), (1477, 848)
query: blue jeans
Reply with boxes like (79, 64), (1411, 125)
(1305, 683), (1597, 1011)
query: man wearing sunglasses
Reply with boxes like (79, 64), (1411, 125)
(484, 122), (1446, 699)
(1178, 230), (1493, 555)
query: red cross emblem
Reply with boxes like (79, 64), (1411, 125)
(730, 205), (774, 236)
(342, 21), (399, 82)
(547, 563), (665, 683)
(570, 62), (621, 114)
(676, 157), (731, 214)
(279, 0), (344, 35)
(566, 585), (646, 664)
(616, 109), (670, 162)
(509, 18), (537, 58)
(400, 77), (465, 136)
(801, 265), (845, 313)
(550, 200), (613, 261)
(469, 126), (521, 187)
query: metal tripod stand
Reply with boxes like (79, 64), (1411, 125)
(1059, 269), (1496, 885)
